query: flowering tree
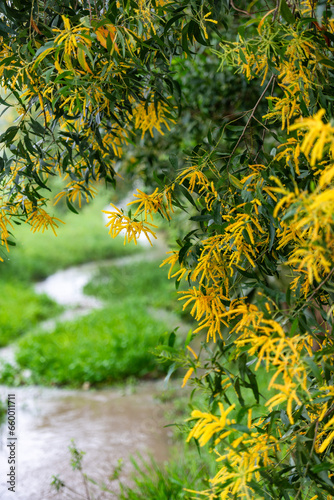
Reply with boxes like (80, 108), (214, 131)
(1, 0), (334, 498)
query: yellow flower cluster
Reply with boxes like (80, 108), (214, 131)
(103, 203), (158, 245)
(26, 208), (64, 236)
(127, 186), (174, 221)
(132, 101), (175, 139)
(187, 404), (278, 500)
(273, 148), (334, 288)
(54, 180), (98, 208)
(179, 286), (228, 342)
(290, 109), (334, 166)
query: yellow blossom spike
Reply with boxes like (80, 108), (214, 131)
(182, 367), (194, 388)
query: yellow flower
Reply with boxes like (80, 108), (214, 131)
(132, 100), (175, 139)
(176, 163), (210, 193)
(178, 286), (228, 341)
(187, 402), (235, 446)
(181, 367), (194, 388)
(26, 209), (64, 236)
(127, 186), (174, 221)
(54, 180), (98, 208)
(0, 210), (14, 254)
(103, 203), (158, 245)
(290, 109), (334, 166)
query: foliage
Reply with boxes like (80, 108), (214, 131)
(0, 360), (29, 385)
(0, 183), (137, 282)
(2, 0), (334, 499)
(118, 451), (215, 500)
(15, 300), (170, 386)
(0, 0), (223, 254)
(0, 280), (61, 346)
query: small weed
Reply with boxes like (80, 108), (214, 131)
(51, 440), (122, 499)
(50, 441), (217, 500)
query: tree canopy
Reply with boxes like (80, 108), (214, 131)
(2, 0), (334, 498)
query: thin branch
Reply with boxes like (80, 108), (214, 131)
(254, 76), (276, 162)
(87, 0), (92, 21)
(308, 266), (334, 303)
(252, 115), (270, 131)
(230, 1), (253, 17)
(227, 75), (275, 169)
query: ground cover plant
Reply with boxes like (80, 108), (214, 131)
(1, 1), (334, 499)
(15, 300), (170, 386)
(0, 280), (61, 346)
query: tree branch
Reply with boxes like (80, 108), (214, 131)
(308, 266), (334, 302)
(227, 75), (275, 169)
(230, 1), (253, 17)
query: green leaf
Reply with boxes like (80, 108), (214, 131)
(164, 14), (184, 35)
(229, 173), (243, 190)
(280, 0), (295, 24)
(178, 185), (197, 208)
(178, 241), (192, 264)
(184, 329), (193, 348)
(30, 119), (46, 136)
(168, 331), (176, 347)
(0, 126), (19, 143)
(66, 197), (79, 215)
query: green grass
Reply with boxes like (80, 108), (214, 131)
(0, 280), (62, 346)
(15, 299), (171, 386)
(84, 259), (190, 319)
(0, 183), (138, 282)
(119, 449), (216, 500)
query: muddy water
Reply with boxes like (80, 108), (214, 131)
(0, 382), (171, 500)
